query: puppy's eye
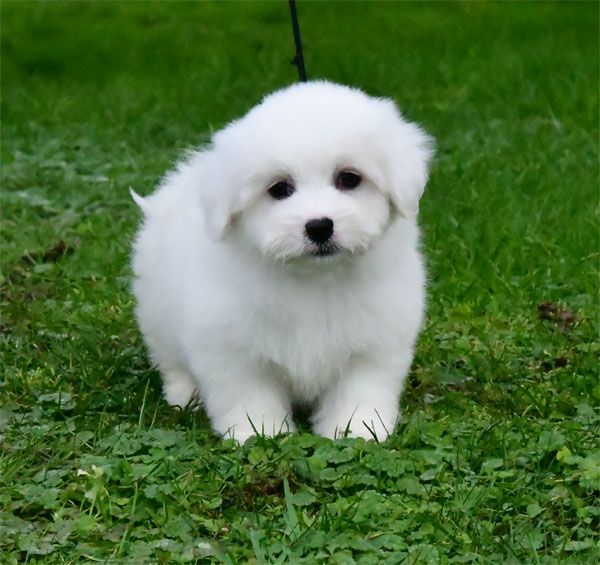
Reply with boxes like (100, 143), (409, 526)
(335, 170), (362, 190)
(268, 180), (295, 200)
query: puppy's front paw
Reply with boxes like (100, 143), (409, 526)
(313, 405), (397, 441)
(221, 417), (297, 443)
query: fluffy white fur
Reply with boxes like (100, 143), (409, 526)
(131, 81), (433, 442)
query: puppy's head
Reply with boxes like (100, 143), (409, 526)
(198, 81), (433, 262)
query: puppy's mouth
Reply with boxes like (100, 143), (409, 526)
(310, 244), (340, 258)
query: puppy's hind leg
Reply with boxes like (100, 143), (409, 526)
(141, 331), (199, 407)
(161, 369), (199, 408)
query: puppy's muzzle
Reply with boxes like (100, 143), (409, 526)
(305, 217), (334, 245)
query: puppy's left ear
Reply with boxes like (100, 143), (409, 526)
(382, 102), (435, 219)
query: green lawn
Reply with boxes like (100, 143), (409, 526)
(1, 1), (598, 563)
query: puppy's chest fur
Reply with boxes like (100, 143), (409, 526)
(241, 274), (389, 394)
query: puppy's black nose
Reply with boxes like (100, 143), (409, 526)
(305, 217), (334, 244)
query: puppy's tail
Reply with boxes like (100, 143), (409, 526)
(130, 188), (150, 214)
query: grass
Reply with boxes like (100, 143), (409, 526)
(1, 1), (598, 562)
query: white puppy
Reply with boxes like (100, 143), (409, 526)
(131, 81), (433, 442)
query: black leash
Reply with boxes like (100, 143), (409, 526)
(289, 0), (307, 82)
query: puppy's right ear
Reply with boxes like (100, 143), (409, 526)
(195, 150), (235, 241)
